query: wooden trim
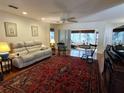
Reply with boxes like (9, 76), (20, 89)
(50, 28), (54, 32)
(113, 25), (124, 32)
(113, 28), (124, 32)
(71, 30), (95, 33)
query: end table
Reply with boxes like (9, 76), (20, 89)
(0, 58), (12, 73)
(51, 47), (56, 55)
(0, 72), (3, 81)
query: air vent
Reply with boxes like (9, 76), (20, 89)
(8, 5), (18, 9)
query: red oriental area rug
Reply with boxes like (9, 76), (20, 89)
(0, 56), (100, 93)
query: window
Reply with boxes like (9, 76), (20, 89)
(80, 33), (96, 44)
(50, 28), (55, 40)
(112, 25), (124, 45)
(71, 30), (98, 45)
(112, 32), (124, 45)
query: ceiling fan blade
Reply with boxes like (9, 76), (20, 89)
(68, 20), (78, 23)
(68, 17), (76, 20)
(67, 18), (78, 23)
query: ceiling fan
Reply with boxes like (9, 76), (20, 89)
(60, 16), (78, 23)
(48, 11), (78, 23)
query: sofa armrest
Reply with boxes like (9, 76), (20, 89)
(9, 53), (17, 59)
(12, 56), (24, 68)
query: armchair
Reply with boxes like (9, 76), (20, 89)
(57, 43), (67, 55)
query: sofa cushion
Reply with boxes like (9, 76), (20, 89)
(32, 51), (44, 58)
(11, 42), (25, 49)
(34, 40), (42, 45)
(27, 45), (42, 52)
(24, 41), (35, 47)
(10, 42), (28, 57)
(41, 45), (49, 50)
(43, 48), (52, 55)
(25, 41), (42, 53)
(27, 46), (38, 52)
(13, 48), (28, 55)
(20, 54), (35, 63)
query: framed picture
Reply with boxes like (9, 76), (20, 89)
(4, 22), (17, 37)
(31, 26), (38, 36)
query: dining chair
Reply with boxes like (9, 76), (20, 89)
(81, 44), (97, 63)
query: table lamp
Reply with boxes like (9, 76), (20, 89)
(50, 39), (55, 48)
(0, 42), (10, 60)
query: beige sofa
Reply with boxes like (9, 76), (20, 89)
(10, 40), (52, 68)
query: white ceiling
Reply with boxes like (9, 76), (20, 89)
(0, 0), (124, 23)
(80, 3), (124, 23)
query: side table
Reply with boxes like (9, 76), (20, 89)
(0, 59), (4, 81)
(0, 72), (3, 81)
(51, 47), (56, 55)
(0, 58), (12, 73)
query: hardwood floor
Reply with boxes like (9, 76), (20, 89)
(4, 67), (25, 80)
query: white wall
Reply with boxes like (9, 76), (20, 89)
(0, 10), (50, 46)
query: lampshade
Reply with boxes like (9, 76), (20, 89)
(50, 39), (55, 44)
(0, 42), (10, 53)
